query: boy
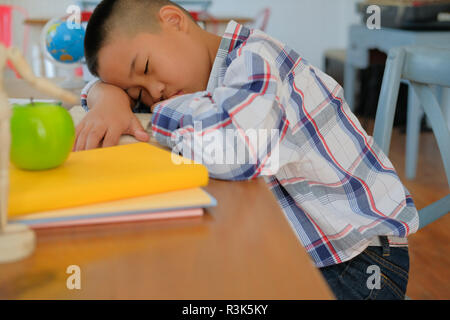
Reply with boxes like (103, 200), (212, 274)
(76, 0), (418, 299)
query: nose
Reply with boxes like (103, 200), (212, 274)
(144, 77), (165, 102)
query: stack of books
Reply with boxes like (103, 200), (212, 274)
(9, 142), (215, 229)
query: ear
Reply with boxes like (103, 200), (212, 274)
(158, 5), (188, 32)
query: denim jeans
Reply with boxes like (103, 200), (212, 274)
(319, 239), (410, 300)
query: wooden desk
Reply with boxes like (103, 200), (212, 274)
(0, 80), (333, 299)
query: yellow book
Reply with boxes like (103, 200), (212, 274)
(9, 142), (209, 217)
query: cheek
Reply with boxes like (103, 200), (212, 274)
(156, 57), (190, 87)
(177, 54), (210, 91)
(190, 50), (212, 90)
(141, 91), (154, 106)
(156, 44), (210, 92)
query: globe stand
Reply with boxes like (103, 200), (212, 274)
(60, 74), (85, 89)
(54, 63), (85, 89)
(0, 44), (77, 264)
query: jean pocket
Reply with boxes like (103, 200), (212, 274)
(369, 273), (406, 300)
(363, 247), (409, 281)
(362, 247), (410, 299)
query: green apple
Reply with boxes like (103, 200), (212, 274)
(10, 102), (75, 170)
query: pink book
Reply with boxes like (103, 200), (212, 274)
(10, 188), (216, 230)
(29, 208), (204, 230)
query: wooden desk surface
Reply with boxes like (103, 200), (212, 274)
(0, 179), (333, 299)
(0, 79), (333, 299)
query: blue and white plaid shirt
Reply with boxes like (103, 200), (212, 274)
(81, 21), (419, 268)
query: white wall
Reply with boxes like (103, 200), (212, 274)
(209, 0), (361, 69)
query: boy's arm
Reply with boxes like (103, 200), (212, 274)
(74, 80), (150, 151)
(80, 78), (151, 113)
(151, 51), (293, 181)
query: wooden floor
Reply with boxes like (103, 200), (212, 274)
(361, 119), (450, 300)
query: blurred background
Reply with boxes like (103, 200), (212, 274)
(0, 0), (360, 80)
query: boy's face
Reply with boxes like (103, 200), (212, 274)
(96, 8), (217, 107)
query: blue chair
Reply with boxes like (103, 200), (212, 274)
(373, 46), (450, 229)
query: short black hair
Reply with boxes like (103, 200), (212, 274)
(84, 0), (193, 77)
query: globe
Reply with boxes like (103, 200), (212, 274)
(43, 18), (85, 65)
(40, 16), (88, 88)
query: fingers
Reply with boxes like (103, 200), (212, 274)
(74, 122), (91, 151)
(135, 130), (150, 142)
(85, 126), (107, 150)
(74, 122), (106, 151)
(73, 121), (85, 151)
(73, 112), (146, 152)
(101, 128), (121, 148)
(127, 115), (150, 142)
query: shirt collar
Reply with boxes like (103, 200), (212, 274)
(206, 20), (251, 91)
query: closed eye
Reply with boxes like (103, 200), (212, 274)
(144, 59), (149, 75)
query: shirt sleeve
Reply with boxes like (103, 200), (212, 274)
(151, 50), (294, 181)
(80, 78), (100, 112)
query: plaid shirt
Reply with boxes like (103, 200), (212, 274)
(81, 21), (419, 268)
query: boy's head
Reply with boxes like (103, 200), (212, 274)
(85, 0), (221, 106)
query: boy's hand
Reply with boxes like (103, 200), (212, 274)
(73, 83), (150, 151)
